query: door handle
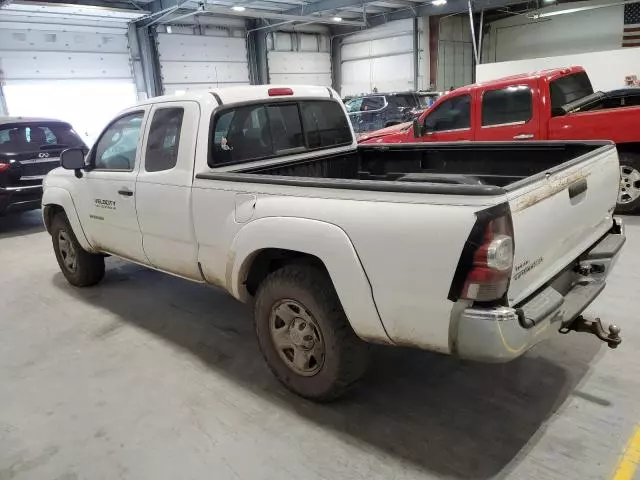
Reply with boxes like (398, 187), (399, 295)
(118, 188), (134, 197)
(513, 134), (534, 140)
(568, 179), (588, 199)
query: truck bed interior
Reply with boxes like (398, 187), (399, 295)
(241, 142), (606, 189)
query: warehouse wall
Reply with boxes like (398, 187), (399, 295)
(483, 0), (626, 62)
(267, 29), (331, 86)
(476, 47), (640, 92)
(436, 15), (473, 91)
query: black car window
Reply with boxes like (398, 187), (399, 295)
(550, 72), (593, 115)
(145, 108), (184, 172)
(482, 86), (533, 126)
(0, 123), (84, 154)
(300, 101), (352, 148)
(361, 96), (385, 111)
(425, 95), (471, 131)
(210, 100), (352, 166)
(93, 113), (144, 171)
(345, 98), (363, 113)
(390, 94), (416, 109)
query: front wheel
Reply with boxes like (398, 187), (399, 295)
(254, 265), (370, 402)
(617, 153), (640, 213)
(51, 213), (105, 287)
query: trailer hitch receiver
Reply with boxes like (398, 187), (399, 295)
(559, 316), (622, 348)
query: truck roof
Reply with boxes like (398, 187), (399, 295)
(138, 85), (336, 107)
(0, 116), (71, 126)
(449, 66), (586, 95)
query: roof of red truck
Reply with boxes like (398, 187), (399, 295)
(448, 66), (585, 95)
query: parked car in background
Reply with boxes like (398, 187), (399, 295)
(0, 117), (87, 216)
(359, 66), (640, 212)
(416, 91), (443, 109)
(345, 91), (422, 134)
(43, 85), (624, 401)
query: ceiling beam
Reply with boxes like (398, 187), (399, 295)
(366, 0), (529, 26)
(283, 0), (379, 16)
(200, 3), (366, 25)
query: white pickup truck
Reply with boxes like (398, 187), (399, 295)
(42, 85), (625, 401)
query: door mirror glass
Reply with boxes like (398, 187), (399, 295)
(60, 148), (86, 170)
(412, 118), (424, 138)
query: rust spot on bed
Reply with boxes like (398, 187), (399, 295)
(512, 169), (590, 213)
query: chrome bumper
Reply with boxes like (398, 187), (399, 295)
(454, 223), (625, 363)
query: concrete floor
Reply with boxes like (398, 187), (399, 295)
(1, 211), (639, 480)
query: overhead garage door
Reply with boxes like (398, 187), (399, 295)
(267, 31), (331, 86)
(340, 19), (417, 96)
(0, 2), (142, 145)
(156, 24), (249, 95)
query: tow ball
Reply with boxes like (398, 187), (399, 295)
(559, 316), (622, 349)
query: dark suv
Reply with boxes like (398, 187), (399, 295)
(345, 92), (422, 134)
(0, 117), (87, 215)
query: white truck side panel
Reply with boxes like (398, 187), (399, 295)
(42, 185), (95, 252)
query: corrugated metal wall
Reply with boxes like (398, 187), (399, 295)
(340, 19), (418, 96)
(156, 22), (249, 95)
(267, 31), (331, 86)
(436, 15), (473, 91)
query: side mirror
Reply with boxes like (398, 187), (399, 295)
(60, 148), (86, 178)
(412, 118), (424, 138)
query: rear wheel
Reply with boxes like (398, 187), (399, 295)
(617, 153), (640, 213)
(51, 213), (105, 287)
(254, 265), (370, 402)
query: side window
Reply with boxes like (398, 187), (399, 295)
(482, 86), (532, 127)
(145, 108), (184, 172)
(345, 98), (363, 113)
(361, 96), (385, 111)
(93, 112), (144, 171)
(300, 101), (352, 148)
(425, 95), (471, 131)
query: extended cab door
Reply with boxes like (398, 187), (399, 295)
(135, 101), (202, 280)
(475, 84), (540, 141)
(75, 110), (149, 263)
(417, 94), (473, 142)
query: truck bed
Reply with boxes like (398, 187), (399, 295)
(199, 142), (608, 195)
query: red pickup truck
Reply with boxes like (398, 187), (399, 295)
(359, 66), (640, 212)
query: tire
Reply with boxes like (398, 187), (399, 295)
(254, 265), (370, 402)
(51, 213), (105, 287)
(616, 153), (640, 214)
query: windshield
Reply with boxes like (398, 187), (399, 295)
(549, 72), (594, 115)
(0, 123), (85, 154)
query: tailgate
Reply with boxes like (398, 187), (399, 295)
(506, 144), (619, 305)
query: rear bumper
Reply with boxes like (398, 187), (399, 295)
(0, 184), (43, 215)
(454, 221), (625, 362)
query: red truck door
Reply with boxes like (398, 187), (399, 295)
(474, 84), (540, 142)
(418, 94), (473, 142)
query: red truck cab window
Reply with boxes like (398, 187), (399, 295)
(417, 94), (473, 142)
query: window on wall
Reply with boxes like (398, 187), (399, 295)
(210, 100), (352, 166)
(482, 86), (533, 127)
(145, 108), (184, 172)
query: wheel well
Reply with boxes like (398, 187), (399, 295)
(244, 249), (327, 296)
(42, 204), (64, 234)
(616, 143), (640, 157)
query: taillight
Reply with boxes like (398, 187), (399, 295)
(0, 163), (9, 173)
(449, 204), (514, 303)
(268, 87), (293, 96)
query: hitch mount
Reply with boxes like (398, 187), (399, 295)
(559, 316), (622, 349)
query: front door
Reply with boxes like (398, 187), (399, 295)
(417, 94), (474, 142)
(75, 110), (149, 263)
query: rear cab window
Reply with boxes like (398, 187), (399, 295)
(550, 72), (594, 115)
(481, 86), (533, 126)
(209, 100), (352, 167)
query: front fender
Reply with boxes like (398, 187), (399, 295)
(229, 216), (391, 344)
(42, 187), (95, 252)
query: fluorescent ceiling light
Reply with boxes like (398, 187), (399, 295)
(166, 25), (172, 33)
(432, 0), (447, 5)
(332, 16), (342, 21)
(231, 5), (246, 11)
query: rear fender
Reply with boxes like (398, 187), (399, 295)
(42, 187), (95, 252)
(229, 216), (391, 344)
